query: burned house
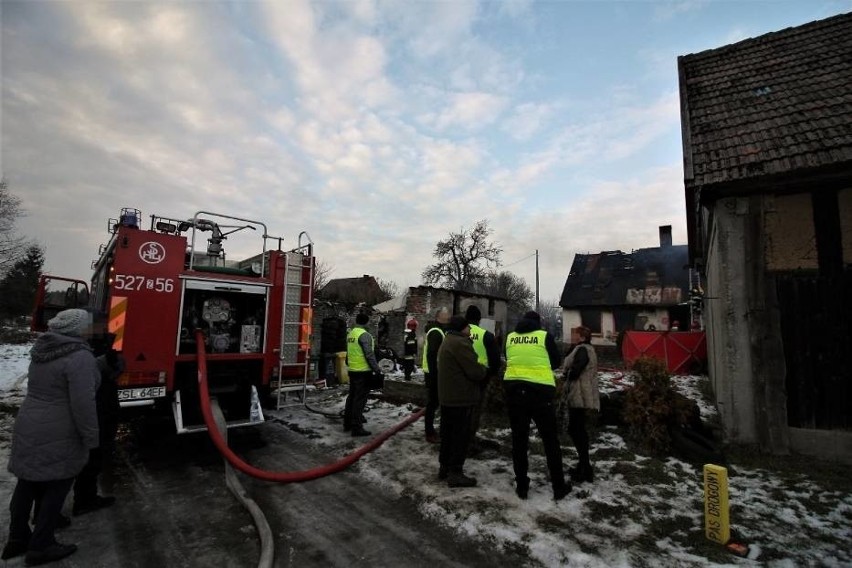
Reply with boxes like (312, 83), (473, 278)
(678, 13), (852, 461)
(559, 226), (692, 346)
(373, 285), (509, 359)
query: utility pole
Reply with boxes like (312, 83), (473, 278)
(535, 249), (540, 312)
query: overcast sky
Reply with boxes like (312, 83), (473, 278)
(2, 0), (850, 303)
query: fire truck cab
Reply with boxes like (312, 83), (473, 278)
(32, 207), (315, 433)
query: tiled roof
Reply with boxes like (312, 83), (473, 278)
(678, 12), (852, 190)
(320, 276), (381, 303)
(559, 245), (690, 308)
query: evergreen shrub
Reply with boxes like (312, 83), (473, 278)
(622, 356), (693, 454)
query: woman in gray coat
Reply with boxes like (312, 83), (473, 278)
(2, 309), (100, 566)
(557, 326), (599, 484)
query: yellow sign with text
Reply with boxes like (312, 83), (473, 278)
(704, 464), (730, 544)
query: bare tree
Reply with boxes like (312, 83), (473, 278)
(536, 298), (563, 340)
(421, 220), (502, 291)
(0, 178), (31, 277)
(313, 259), (334, 294)
(478, 270), (534, 315)
(376, 278), (399, 303)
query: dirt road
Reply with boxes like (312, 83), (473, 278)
(8, 418), (525, 568)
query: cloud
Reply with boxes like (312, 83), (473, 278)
(491, 164), (688, 301)
(423, 91), (509, 131)
(1, 0), (710, 304)
(381, 0), (479, 59)
(537, 90), (681, 169)
(652, 0), (709, 23)
(502, 102), (559, 141)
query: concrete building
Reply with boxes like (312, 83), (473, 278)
(678, 13), (852, 462)
(373, 285), (509, 359)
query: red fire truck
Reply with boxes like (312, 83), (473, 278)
(32, 207), (315, 433)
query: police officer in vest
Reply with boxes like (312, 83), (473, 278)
(464, 305), (500, 452)
(503, 310), (570, 501)
(344, 313), (382, 437)
(422, 307), (450, 444)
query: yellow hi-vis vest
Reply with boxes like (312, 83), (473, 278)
(504, 330), (554, 385)
(347, 327), (372, 372)
(421, 327), (445, 373)
(469, 324), (488, 366)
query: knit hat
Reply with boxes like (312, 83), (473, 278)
(464, 305), (481, 323)
(406, 319), (418, 329)
(355, 313), (369, 325)
(447, 315), (469, 332)
(522, 310), (541, 323)
(48, 308), (91, 337)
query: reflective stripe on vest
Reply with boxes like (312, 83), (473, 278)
(504, 330), (554, 385)
(403, 331), (417, 358)
(347, 327), (372, 372)
(469, 324), (488, 366)
(421, 327), (445, 373)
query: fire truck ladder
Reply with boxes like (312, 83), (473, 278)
(276, 234), (314, 409)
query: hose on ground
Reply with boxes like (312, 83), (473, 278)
(210, 398), (274, 568)
(195, 330), (424, 483)
(599, 366), (626, 381)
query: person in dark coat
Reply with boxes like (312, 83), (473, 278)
(422, 307), (450, 444)
(401, 319), (418, 381)
(72, 314), (122, 515)
(503, 311), (570, 501)
(3, 309), (100, 565)
(437, 316), (486, 487)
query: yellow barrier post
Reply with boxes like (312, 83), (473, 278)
(335, 352), (349, 384)
(703, 464), (730, 544)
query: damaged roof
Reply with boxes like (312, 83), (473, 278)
(320, 275), (383, 305)
(678, 12), (852, 193)
(560, 245), (690, 308)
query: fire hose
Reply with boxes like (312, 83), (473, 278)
(195, 330), (425, 482)
(196, 331), (424, 567)
(599, 366), (626, 381)
(209, 398), (274, 568)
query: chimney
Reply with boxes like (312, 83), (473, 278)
(659, 225), (672, 248)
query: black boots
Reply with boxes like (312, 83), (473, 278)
(25, 543), (78, 566)
(515, 476), (571, 500)
(553, 482), (572, 501)
(515, 477), (530, 500)
(2, 539), (28, 560)
(446, 472), (477, 488)
(351, 428), (371, 437)
(569, 463), (594, 483)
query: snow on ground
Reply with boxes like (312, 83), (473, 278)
(0, 342), (32, 453)
(0, 342), (31, 392)
(1, 345), (850, 567)
(269, 368), (852, 567)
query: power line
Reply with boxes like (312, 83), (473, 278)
(502, 252), (536, 268)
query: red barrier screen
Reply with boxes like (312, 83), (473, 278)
(622, 331), (707, 374)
